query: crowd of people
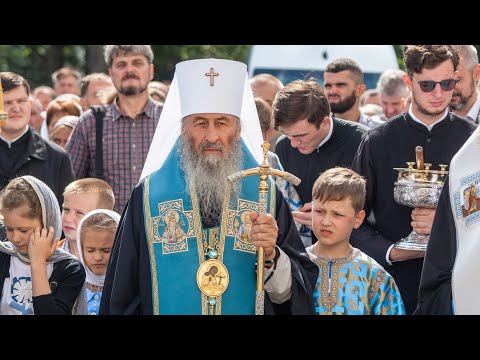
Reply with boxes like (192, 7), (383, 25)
(0, 45), (479, 315)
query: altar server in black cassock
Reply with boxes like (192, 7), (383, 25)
(273, 80), (368, 246)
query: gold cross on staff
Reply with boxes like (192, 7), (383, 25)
(261, 141), (270, 161)
(205, 68), (219, 86)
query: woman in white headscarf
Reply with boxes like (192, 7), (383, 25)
(49, 115), (80, 149)
(75, 209), (120, 315)
(0, 176), (86, 315)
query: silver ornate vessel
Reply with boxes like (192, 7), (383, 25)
(393, 146), (448, 251)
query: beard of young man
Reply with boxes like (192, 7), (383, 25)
(329, 90), (357, 114)
(180, 127), (243, 228)
(413, 92), (449, 117)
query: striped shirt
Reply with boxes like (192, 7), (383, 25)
(66, 97), (162, 213)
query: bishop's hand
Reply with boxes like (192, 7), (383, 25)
(249, 211), (278, 260)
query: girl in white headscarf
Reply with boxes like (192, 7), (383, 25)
(76, 209), (120, 315)
(0, 176), (86, 315)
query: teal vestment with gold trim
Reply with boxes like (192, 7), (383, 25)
(143, 139), (275, 314)
(306, 247), (406, 315)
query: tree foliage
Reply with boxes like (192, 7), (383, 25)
(2, 45), (478, 89)
(151, 45), (250, 82)
(0, 45), (250, 88)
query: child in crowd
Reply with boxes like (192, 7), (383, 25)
(307, 167), (405, 315)
(59, 178), (115, 258)
(76, 209), (120, 315)
(0, 176), (85, 315)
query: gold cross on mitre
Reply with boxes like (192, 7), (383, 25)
(205, 67), (219, 86)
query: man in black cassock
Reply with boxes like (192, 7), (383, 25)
(350, 45), (476, 314)
(273, 80), (368, 246)
(99, 59), (318, 315)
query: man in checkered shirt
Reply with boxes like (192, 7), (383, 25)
(66, 45), (163, 214)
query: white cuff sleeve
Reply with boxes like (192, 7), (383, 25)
(386, 244), (395, 266)
(264, 247), (292, 304)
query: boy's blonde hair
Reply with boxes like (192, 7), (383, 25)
(312, 167), (366, 213)
(63, 178), (115, 210)
(80, 213), (118, 242)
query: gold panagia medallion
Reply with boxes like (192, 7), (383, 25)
(196, 259), (229, 297)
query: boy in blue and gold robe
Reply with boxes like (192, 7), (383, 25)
(306, 167), (405, 315)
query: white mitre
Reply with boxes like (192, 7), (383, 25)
(140, 58), (264, 180)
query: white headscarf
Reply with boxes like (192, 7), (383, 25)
(52, 115), (80, 130)
(76, 209), (121, 287)
(0, 175), (75, 263)
(140, 58), (264, 180)
(40, 94), (84, 141)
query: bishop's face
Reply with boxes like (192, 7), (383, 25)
(180, 113), (243, 226)
(182, 113), (241, 164)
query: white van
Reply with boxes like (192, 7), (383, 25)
(247, 45), (399, 89)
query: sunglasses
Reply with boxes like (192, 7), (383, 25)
(409, 75), (458, 92)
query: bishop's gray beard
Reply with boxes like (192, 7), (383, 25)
(179, 137), (243, 227)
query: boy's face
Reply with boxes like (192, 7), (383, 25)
(81, 228), (115, 276)
(312, 197), (365, 250)
(61, 193), (101, 241)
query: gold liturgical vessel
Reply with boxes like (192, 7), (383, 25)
(393, 146), (448, 251)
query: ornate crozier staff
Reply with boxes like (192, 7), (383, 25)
(227, 141), (301, 315)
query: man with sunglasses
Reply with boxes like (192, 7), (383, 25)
(350, 45), (476, 314)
